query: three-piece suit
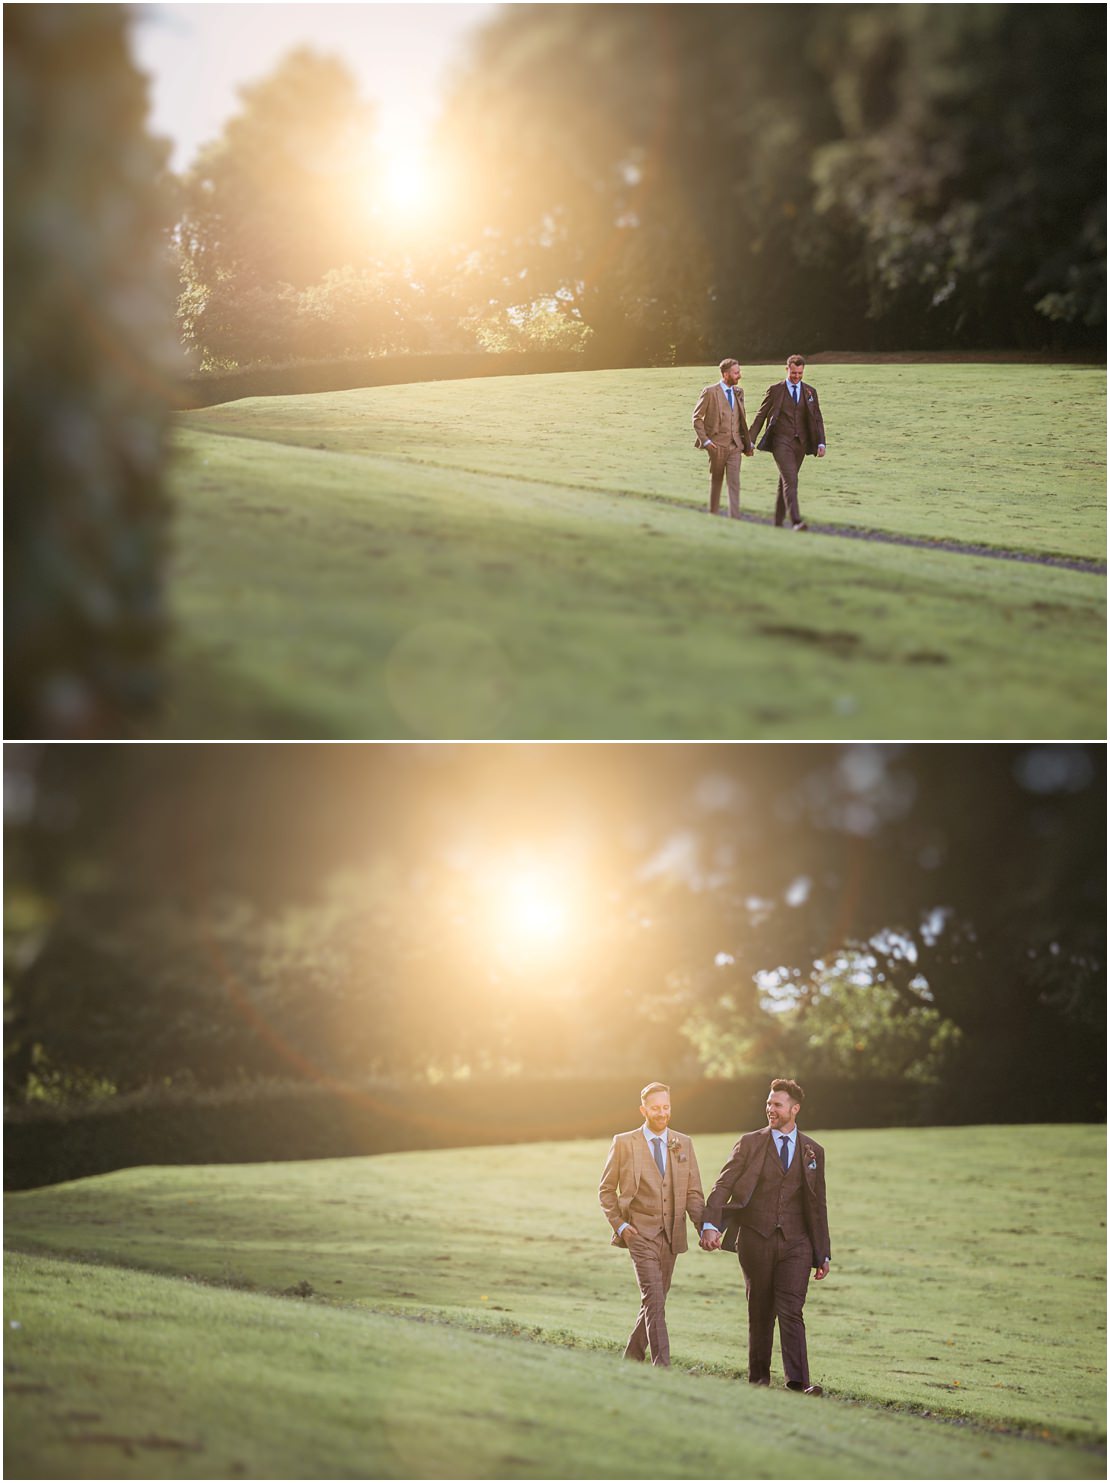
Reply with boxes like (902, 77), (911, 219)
(748, 380), (827, 527)
(692, 383), (753, 518)
(598, 1126), (706, 1366)
(705, 1125), (831, 1386)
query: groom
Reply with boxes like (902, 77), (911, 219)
(598, 1081), (710, 1366)
(692, 359), (754, 518)
(702, 1078), (831, 1393)
(749, 355), (827, 531)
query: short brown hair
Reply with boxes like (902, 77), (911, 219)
(640, 1081), (670, 1102)
(770, 1078), (804, 1105)
(719, 358), (739, 376)
(786, 354), (806, 369)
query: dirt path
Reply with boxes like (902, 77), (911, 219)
(724, 511), (1106, 574)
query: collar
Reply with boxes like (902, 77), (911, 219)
(719, 380), (735, 394)
(773, 1126), (797, 1143)
(642, 1123), (669, 1146)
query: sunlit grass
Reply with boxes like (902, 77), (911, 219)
(5, 1125), (1104, 1458)
(151, 365), (1105, 741)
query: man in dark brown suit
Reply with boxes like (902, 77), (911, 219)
(748, 355), (827, 531)
(702, 1078), (831, 1393)
(598, 1081), (710, 1367)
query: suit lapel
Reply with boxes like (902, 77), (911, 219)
(800, 1140), (818, 1192)
(635, 1129), (657, 1186)
(669, 1137), (686, 1198)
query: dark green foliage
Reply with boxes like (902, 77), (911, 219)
(0, 1073), (984, 1191)
(4, 5), (180, 736)
(180, 349), (591, 409)
(435, 3), (1104, 358)
(4, 746), (1104, 1120)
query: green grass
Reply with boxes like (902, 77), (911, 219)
(148, 364), (1105, 740)
(4, 1126), (1105, 1479)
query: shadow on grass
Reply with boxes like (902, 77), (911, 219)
(142, 644), (342, 740)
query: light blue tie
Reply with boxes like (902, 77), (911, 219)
(726, 387), (734, 409)
(651, 1137), (666, 1176)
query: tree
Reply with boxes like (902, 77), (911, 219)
(808, 6), (1106, 345)
(177, 48), (410, 367)
(435, 3), (1104, 357)
(4, 5), (180, 737)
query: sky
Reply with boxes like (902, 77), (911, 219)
(128, 2), (498, 172)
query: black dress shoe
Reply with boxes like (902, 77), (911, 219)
(786, 1381), (823, 1395)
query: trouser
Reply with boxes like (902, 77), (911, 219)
(737, 1228), (813, 1385)
(772, 441), (805, 525)
(708, 443), (742, 518)
(623, 1230), (677, 1366)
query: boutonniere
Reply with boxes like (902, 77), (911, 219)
(667, 1135), (686, 1162)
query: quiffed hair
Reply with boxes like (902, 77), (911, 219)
(786, 354), (806, 368)
(719, 358), (740, 375)
(640, 1081), (670, 1102)
(770, 1077), (804, 1104)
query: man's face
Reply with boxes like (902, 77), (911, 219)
(642, 1092), (671, 1134)
(766, 1090), (799, 1130)
(724, 363), (741, 387)
(786, 361), (804, 385)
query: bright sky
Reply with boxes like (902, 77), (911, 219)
(129, 2), (497, 172)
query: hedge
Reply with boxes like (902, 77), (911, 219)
(179, 350), (608, 409)
(9, 1071), (1097, 1192)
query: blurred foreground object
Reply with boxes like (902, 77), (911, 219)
(4, 4), (181, 737)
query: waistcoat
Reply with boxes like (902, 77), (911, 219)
(625, 1144), (677, 1245)
(743, 1134), (807, 1239)
(774, 384), (805, 444)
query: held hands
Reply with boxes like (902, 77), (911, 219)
(699, 1229), (722, 1252)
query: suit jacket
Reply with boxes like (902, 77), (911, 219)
(599, 1127), (706, 1254)
(692, 383), (753, 453)
(749, 381), (826, 456)
(704, 1126), (831, 1269)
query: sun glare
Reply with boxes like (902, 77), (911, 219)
(504, 876), (567, 946)
(381, 145), (433, 219)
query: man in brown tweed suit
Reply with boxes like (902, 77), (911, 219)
(692, 358), (754, 518)
(748, 355), (828, 531)
(598, 1081), (710, 1366)
(703, 1078), (831, 1393)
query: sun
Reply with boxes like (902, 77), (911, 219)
(503, 875), (568, 946)
(380, 144), (433, 221)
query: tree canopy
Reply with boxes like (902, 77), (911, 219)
(6, 745), (1103, 1117)
(173, 5), (1106, 368)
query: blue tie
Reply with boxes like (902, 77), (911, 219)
(779, 1135), (790, 1172)
(791, 383), (799, 404)
(652, 1137), (665, 1176)
(726, 387), (734, 409)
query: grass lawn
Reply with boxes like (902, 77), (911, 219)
(148, 364), (1105, 740)
(4, 1125), (1105, 1479)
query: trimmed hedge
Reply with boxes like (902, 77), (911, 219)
(8, 1072), (1095, 1192)
(180, 350), (606, 409)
